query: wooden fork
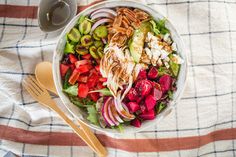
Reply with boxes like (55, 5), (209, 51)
(23, 76), (107, 157)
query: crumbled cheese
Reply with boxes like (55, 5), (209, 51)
(171, 42), (177, 51)
(172, 54), (184, 64)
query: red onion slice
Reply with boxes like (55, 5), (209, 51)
(101, 97), (115, 126)
(108, 102), (119, 126)
(91, 12), (114, 20)
(91, 8), (117, 17)
(91, 18), (113, 33)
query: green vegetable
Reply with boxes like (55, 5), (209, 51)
(87, 105), (99, 125)
(82, 98), (95, 106)
(81, 35), (93, 47)
(169, 54), (180, 77)
(158, 67), (170, 76)
(63, 84), (78, 96)
(156, 102), (167, 114)
(168, 90), (173, 100)
(78, 15), (85, 24)
(150, 18), (169, 35)
(150, 20), (160, 35)
(129, 22), (151, 63)
(68, 28), (81, 42)
(94, 40), (104, 48)
(156, 18), (169, 35)
(97, 47), (104, 58)
(89, 46), (99, 59)
(75, 45), (89, 55)
(79, 19), (92, 34)
(93, 33), (100, 40)
(63, 69), (72, 89)
(116, 124), (124, 132)
(70, 97), (87, 108)
(89, 88), (112, 96)
(94, 26), (108, 38)
(64, 41), (74, 54)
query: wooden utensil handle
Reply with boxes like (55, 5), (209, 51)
(45, 100), (105, 156)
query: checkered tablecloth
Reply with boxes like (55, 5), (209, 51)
(0, 0), (236, 156)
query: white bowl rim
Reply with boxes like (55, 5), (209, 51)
(53, 0), (188, 134)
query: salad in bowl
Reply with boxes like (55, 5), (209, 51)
(53, 1), (187, 133)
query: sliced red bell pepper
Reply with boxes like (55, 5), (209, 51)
(89, 92), (99, 102)
(75, 60), (91, 68)
(78, 84), (89, 98)
(77, 75), (88, 83)
(87, 73), (99, 88)
(96, 82), (105, 89)
(69, 54), (78, 64)
(68, 69), (80, 85)
(77, 64), (92, 73)
(69, 64), (75, 71)
(95, 65), (100, 72)
(82, 54), (92, 60)
(60, 64), (69, 77)
(99, 77), (107, 82)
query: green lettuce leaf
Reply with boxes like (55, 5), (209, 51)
(89, 88), (112, 96)
(63, 84), (78, 96)
(63, 69), (72, 89)
(64, 41), (74, 54)
(87, 105), (99, 125)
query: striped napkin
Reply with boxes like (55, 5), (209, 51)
(0, 0), (236, 156)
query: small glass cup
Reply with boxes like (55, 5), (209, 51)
(38, 0), (77, 32)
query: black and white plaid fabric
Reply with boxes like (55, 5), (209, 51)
(0, 0), (236, 156)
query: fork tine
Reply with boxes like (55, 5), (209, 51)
(28, 75), (48, 93)
(25, 77), (42, 95)
(23, 80), (39, 100)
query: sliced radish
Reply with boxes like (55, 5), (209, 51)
(90, 8), (117, 17)
(91, 18), (112, 33)
(91, 12), (114, 20)
(101, 97), (115, 126)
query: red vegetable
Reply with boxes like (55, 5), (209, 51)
(69, 64), (75, 71)
(77, 75), (88, 83)
(68, 69), (80, 85)
(152, 88), (163, 101)
(148, 67), (158, 79)
(159, 74), (172, 92)
(131, 119), (141, 128)
(69, 54), (78, 64)
(99, 77), (107, 82)
(95, 65), (100, 72)
(75, 60), (90, 68)
(127, 102), (140, 113)
(135, 80), (153, 97)
(87, 73), (99, 88)
(89, 92), (99, 102)
(127, 88), (139, 101)
(145, 95), (156, 111)
(97, 82), (105, 89)
(60, 64), (69, 77)
(77, 64), (92, 73)
(78, 84), (89, 98)
(82, 54), (92, 60)
(139, 109), (155, 120)
(137, 69), (147, 80)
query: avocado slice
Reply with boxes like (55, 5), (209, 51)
(129, 22), (151, 63)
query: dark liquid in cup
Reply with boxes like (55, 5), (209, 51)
(47, 1), (71, 26)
